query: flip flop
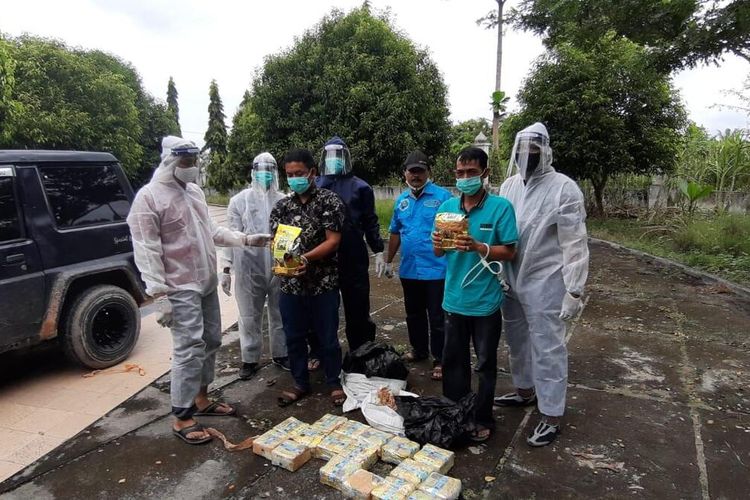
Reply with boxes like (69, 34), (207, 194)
(194, 401), (237, 417)
(469, 426), (492, 443)
(431, 365), (443, 381)
(402, 351), (428, 362)
(173, 424), (213, 445)
(308, 358), (321, 371)
(278, 387), (309, 408)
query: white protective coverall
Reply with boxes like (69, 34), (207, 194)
(127, 136), (249, 417)
(499, 122), (589, 417)
(222, 153), (287, 364)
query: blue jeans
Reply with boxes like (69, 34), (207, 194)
(279, 290), (342, 392)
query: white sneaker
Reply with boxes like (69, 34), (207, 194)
(527, 420), (560, 447)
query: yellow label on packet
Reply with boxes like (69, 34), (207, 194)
(272, 224), (303, 275)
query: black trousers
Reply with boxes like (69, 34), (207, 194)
(442, 307), (503, 429)
(400, 278), (445, 364)
(339, 263), (376, 351)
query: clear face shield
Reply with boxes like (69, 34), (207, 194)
(251, 154), (279, 191)
(320, 144), (352, 176)
(171, 145), (201, 183)
(508, 132), (551, 181)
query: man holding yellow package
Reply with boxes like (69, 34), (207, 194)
(269, 148), (348, 408)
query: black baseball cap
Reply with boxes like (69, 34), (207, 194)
(403, 150), (430, 171)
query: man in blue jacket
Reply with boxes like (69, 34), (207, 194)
(315, 136), (385, 352)
(385, 151), (452, 381)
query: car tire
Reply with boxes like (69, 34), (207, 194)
(62, 285), (141, 369)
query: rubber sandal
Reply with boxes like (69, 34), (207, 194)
(430, 365), (443, 381)
(194, 401), (237, 417)
(278, 387), (309, 408)
(331, 388), (346, 407)
(402, 351), (428, 362)
(469, 426), (492, 443)
(308, 358), (321, 371)
(173, 423), (213, 445)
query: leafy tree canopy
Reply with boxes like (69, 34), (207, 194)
(503, 33), (687, 215)
(511, 0), (750, 72)
(235, 6), (451, 185)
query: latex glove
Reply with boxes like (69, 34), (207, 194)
(245, 233), (272, 247)
(220, 272), (232, 296)
(374, 252), (386, 277)
(155, 296), (173, 328)
(383, 262), (394, 279)
(559, 292), (583, 321)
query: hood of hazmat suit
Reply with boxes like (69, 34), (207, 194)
(507, 121), (554, 182)
(127, 136), (247, 296)
(319, 135), (353, 176)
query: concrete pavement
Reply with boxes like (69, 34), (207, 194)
(1, 238), (749, 498)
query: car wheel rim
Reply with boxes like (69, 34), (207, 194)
(90, 302), (132, 356)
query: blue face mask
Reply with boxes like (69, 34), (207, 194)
(456, 175), (483, 195)
(325, 157), (345, 175)
(288, 175), (311, 194)
(254, 171), (273, 189)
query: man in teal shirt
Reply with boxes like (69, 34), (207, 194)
(432, 147), (518, 442)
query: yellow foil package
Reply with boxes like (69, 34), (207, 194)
(417, 472), (462, 500)
(371, 477), (416, 500)
(272, 416), (305, 436)
(354, 426), (392, 451)
(344, 444), (380, 470)
(434, 213), (468, 249)
(342, 469), (386, 500)
(252, 428), (288, 460)
(389, 458), (434, 485)
(269, 440), (311, 472)
(337, 419), (369, 436)
(412, 444), (455, 474)
(319, 454), (362, 491)
(313, 413), (348, 434)
(381, 436), (421, 465)
(407, 490), (434, 500)
(290, 424), (328, 448)
(314, 431), (356, 461)
(272, 224), (303, 276)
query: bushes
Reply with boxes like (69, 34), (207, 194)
(672, 214), (750, 256)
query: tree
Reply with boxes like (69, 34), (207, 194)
(166, 76), (181, 136)
(477, 1), (508, 159)
(204, 79), (234, 193)
(504, 33), (687, 216)
(511, 0), (750, 72)
(227, 90), (264, 184)
(244, 6), (451, 185)
(0, 37), (16, 143)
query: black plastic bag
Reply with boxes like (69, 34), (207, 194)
(342, 341), (408, 380)
(395, 393), (477, 449)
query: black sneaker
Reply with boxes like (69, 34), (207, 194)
(239, 362), (259, 380)
(272, 357), (291, 371)
(494, 392), (537, 407)
(527, 420), (560, 447)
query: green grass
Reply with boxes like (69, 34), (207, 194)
(588, 214), (750, 286)
(376, 199), (396, 237)
(206, 193), (230, 206)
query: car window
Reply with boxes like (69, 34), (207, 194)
(0, 176), (22, 242)
(40, 165), (130, 228)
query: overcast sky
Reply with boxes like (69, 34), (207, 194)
(3, 0), (748, 148)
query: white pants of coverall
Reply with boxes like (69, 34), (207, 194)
(168, 289), (222, 417)
(236, 275), (286, 364)
(503, 280), (568, 417)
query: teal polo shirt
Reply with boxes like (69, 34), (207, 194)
(437, 191), (518, 317)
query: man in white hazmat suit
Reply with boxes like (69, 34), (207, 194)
(127, 136), (271, 445)
(220, 153), (289, 380)
(495, 123), (589, 447)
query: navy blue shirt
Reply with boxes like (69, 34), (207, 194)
(389, 182), (453, 280)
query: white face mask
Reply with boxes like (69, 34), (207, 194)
(174, 166), (199, 184)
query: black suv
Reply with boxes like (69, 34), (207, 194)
(0, 151), (148, 369)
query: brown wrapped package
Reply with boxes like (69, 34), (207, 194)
(434, 213), (468, 249)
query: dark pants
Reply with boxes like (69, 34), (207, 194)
(400, 278), (445, 364)
(279, 290), (342, 392)
(442, 308), (503, 430)
(339, 261), (376, 351)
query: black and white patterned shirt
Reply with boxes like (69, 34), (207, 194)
(270, 186), (346, 296)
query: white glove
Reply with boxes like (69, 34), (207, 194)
(220, 272), (232, 296)
(155, 296), (173, 328)
(383, 262), (394, 279)
(560, 292), (583, 321)
(374, 252), (386, 277)
(245, 233), (272, 247)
